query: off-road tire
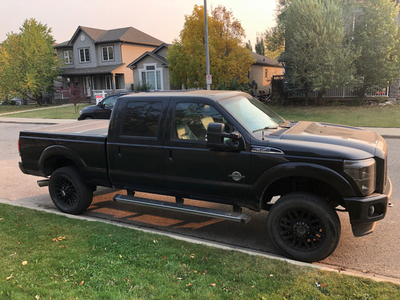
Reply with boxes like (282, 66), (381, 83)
(49, 166), (93, 214)
(267, 192), (341, 262)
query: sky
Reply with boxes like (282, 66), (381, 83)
(0, 0), (278, 48)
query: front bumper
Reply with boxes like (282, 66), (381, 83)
(19, 161), (28, 174)
(344, 177), (392, 237)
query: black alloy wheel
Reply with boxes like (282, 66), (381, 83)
(267, 192), (341, 262)
(49, 166), (93, 214)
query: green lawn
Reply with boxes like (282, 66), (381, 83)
(1, 101), (400, 127)
(270, 103), (400, 128)
(0, 104), (90, 119)
(0, 203), (399, 299)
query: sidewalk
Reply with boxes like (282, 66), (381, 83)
(364, 127), (400, 139)
(0, 117), (77, 125)
(1, 115), (399, 139)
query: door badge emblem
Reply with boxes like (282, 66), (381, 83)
(229, 171), (245, 182)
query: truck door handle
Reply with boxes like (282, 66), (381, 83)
(168, 149), (173, 162)
(118, 146), (122, 157)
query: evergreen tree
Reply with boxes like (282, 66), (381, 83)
(279, 0), (357, 103)
(353, 0), (400, 97)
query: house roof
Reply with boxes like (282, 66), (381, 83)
(55, 26), (164, 48)
(60, 64), (124, 75)
(127, 43), (169, 69)
(251, 52), (283, 67)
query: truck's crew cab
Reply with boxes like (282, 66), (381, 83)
(18, 91), (392, 262)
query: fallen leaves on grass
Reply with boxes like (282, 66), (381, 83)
(6, 274), (13, 281)
(52, 236), (66, 242)
(22, 261), (28, 266)
(315, 281), (327, 290)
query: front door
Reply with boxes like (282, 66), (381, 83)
(163, 98), (251, 204)
(83, 76), (91, 97)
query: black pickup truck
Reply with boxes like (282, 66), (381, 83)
(18, 91), (392, 262)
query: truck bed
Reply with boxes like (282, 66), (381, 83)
(19, 120), (111, 186)
(21, 119), (109, 136)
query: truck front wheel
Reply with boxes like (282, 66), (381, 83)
(267, 192), (341, 262)
(49, 166), (93, 214)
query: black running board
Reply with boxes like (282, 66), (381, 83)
(113, 194), (251, 223)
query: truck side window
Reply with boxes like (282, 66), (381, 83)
(173, 102), (231, 141)
(121, 101), (162, 137)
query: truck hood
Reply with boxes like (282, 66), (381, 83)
(263, 121), (386, 160)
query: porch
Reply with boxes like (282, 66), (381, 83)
(58, 65), (128, 100)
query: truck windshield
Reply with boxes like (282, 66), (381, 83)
(219, 95), (286, 133)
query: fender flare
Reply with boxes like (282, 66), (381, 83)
(38, 145), (88, 177)
(252, 162), (357, 202)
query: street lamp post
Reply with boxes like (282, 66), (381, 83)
(204, 0), (211, 90)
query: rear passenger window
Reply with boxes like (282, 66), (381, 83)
(121, 101), (162, 137)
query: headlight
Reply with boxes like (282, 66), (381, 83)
(344, 158), (376, 196)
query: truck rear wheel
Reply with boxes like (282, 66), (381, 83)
(267, 192), (340, 262)
(49, 166), (93, 215)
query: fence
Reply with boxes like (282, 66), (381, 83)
(310, 86), (389, 98)
(271, 76), (390, 98)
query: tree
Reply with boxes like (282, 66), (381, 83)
(255, 35), (265, 56)
(352, 0), (400, 97)
(279, 0), (357, 104)
(264, 27), (285, 61)
(167, 5), (255, 89)
(63, 85), (87, 113)
(0, 19), (60, 106)
(245, 40), (253, 51)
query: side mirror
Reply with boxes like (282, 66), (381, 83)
(206, 122), (242, 151)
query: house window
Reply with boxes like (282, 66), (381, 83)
(139, 64), (163, 91)
(79, 48), (90, 63)
(63, 50), (73, 64)
(105, 75), (112, 90)
(264, 68), (268, 79)
(102, 46), (114, 61)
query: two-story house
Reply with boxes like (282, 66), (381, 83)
(55, 26), (164, 98)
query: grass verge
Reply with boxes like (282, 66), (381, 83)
(270, 103), (400, 128)
(0, 104), (90, 119)
(1, 102), (400, 127)
(1, 203), (399, 299)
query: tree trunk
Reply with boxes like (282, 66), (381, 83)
(316, 89), (326, 106)
(23, 93), (43, 106)
(358, 86), (367, 99)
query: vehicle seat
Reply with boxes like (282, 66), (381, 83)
(176, 124), (197, 140)
(201, 116), (214, 130)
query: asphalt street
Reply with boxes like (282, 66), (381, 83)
(1, 119), (400, 283)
